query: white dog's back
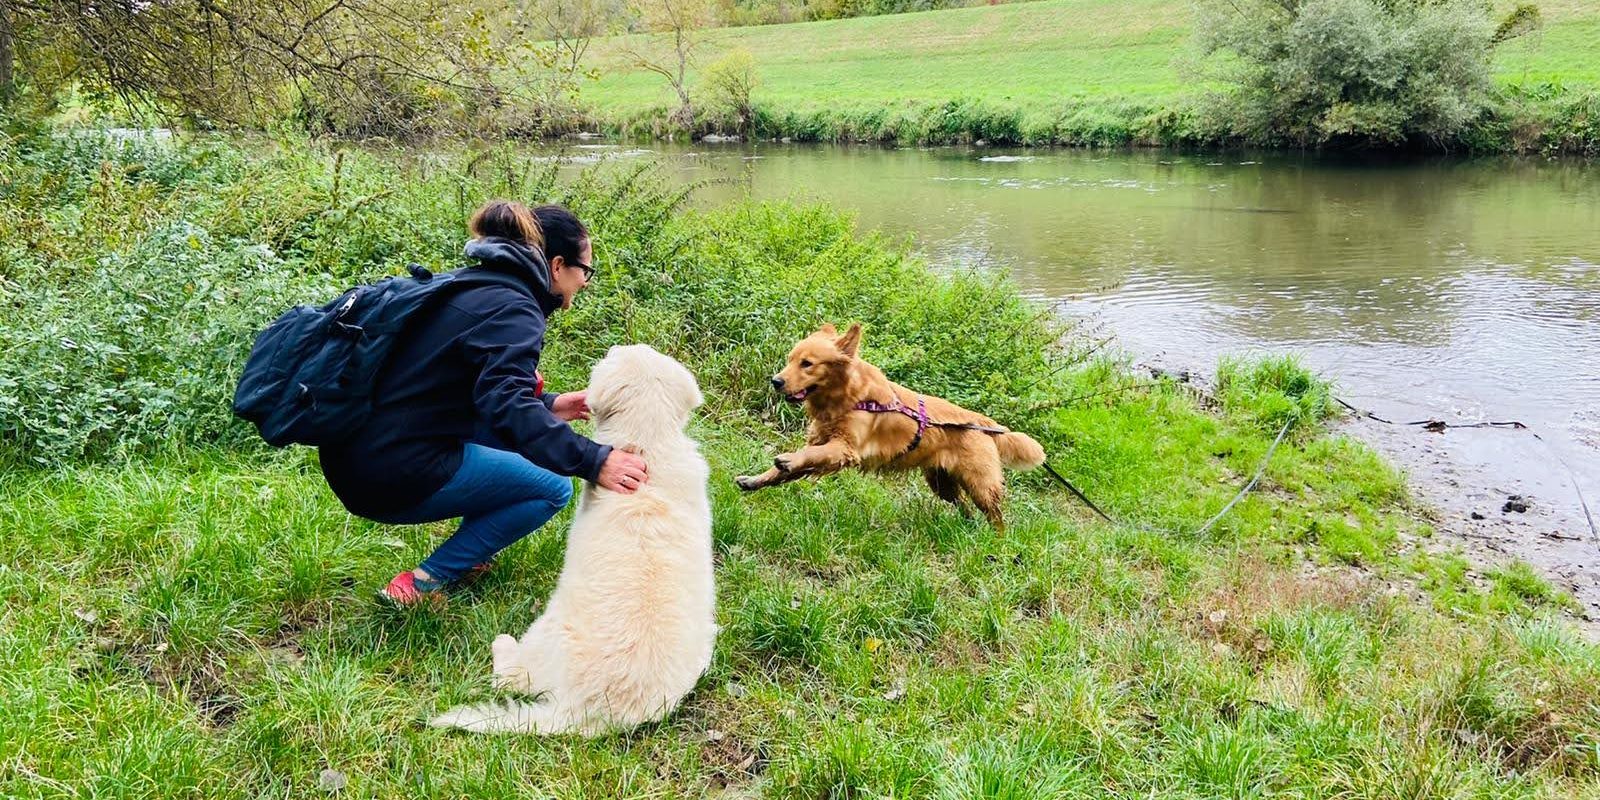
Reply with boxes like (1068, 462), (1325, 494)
(430, 346), (714, 736)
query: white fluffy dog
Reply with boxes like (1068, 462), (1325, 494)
(430, 344), (715, 736)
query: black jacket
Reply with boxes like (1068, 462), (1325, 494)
(319, 238), (612, 518)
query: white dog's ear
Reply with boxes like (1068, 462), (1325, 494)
(835, 323), (862, 358)
(676, 362), (704, 413)
(586, 358), (620, 416)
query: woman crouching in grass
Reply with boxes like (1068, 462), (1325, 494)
(318, 201), (650, 607)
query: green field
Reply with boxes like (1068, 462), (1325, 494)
(576, 0), (1600, 146)
(4, 130), (1600, 797)
(584, 0), (1189, 111)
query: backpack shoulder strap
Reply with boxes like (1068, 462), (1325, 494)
(356, 265), (534, 337)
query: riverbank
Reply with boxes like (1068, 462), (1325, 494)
(1138, 355), (1600, 635)
(3, 131), (1599, 796)
(574, 0), (1600, 153)
(1342, 404), (1600, 633)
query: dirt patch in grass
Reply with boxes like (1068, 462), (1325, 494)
(702, 730), (771, 789)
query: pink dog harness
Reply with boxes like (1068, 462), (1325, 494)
(853, 393), (1008, 454)
(854, 395), (930, 452)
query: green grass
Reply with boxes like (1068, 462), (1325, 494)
(3, 130), (1600, 797)
(575, 0), (1600, 149)
(585, 0), (1189, 111)
(8, 438), (1600, 796)
(1492, 1), (1600, 88)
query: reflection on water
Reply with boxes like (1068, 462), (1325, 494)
(561, 142), (1600, 506)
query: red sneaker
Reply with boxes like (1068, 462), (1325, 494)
(378, 571), (446, 609)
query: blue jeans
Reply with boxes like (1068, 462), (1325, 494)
(371, 443), (574, 583)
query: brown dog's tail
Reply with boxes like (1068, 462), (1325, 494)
(996, 432), (1046, 470)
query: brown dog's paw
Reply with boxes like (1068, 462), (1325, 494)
(734, 475), (761, 491)
(773, 454), (795, 473)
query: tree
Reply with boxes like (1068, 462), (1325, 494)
(0, 0), (570, 136)
(626, 0), (718, 131)
(1195, 0), (1534, 146)
(512, 0), (612, 119)
(0, 2), (14, 100)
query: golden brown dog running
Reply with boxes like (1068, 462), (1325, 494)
(735, 323), (1046, 531)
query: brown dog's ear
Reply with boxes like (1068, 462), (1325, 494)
(818, 323), (837, 336)
(835, 323), (862, 358)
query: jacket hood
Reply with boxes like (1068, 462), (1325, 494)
(463, 237), (563, 316)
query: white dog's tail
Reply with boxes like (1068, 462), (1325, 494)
(995, 432), (1046, 470)
(428, 700), (575, 735)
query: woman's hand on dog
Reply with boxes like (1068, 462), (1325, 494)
(598, 449), (650, 494)
(551, 391), (591, 422)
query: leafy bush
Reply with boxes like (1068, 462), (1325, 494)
(1196, 0), (1497, 146)
(698, 48), (759, 134)
(0, 133), (545, 464)
(802, 0), (976, 22)
(0, 222), (333, 464)
(0, 129), (1080, 467)
(1477, 83), (1600, 155)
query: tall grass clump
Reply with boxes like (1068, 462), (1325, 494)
(1215, 354), (1333, 436)
(611, 97), (1160, 147)
(0, 222), (332, 464)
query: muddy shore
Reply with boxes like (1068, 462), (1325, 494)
(1340, 410), (1600, 635)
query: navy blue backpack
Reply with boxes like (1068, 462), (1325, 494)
(233, 264), (527, 447)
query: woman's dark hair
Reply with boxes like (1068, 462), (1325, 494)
(469, 200), (543, 248)
(533, 204), (589, 266)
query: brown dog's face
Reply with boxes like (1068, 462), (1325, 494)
(771, 323), (861, 402)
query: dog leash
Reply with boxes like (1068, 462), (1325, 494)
(1040, 461), (1115, 523)
(1038, 415), (1295, 535)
